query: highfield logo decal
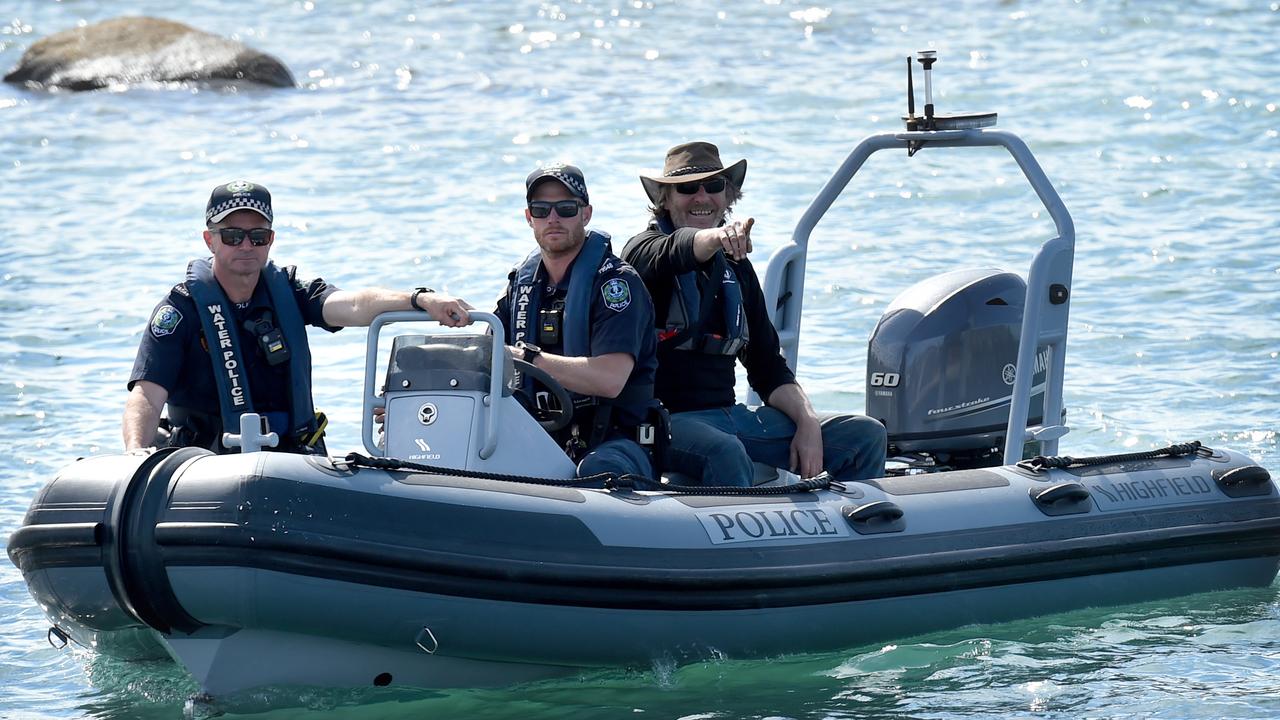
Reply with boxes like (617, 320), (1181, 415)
(1087, 473), (1214, 510)
(410, 437), (441, 461)
(696, 505), (849, 544)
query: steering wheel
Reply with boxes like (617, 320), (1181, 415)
(512, 358), (574, 432)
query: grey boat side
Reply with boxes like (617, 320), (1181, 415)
(8, 445), (1279, 691)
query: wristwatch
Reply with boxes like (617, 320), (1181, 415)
(410, 287), (435, 311)
(515, 341), (542, 364)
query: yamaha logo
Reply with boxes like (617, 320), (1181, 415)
(1002, 363), (1017, 386)
(418, 403), (438, 425)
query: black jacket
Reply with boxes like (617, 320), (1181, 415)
(622, 222), (795, 413)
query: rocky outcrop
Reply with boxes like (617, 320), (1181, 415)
(3, 17), (295, 91)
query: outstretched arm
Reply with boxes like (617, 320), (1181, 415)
(123, 380), (169, 451)
(512, 349), (635, 399)
(322, 288), (473, 328)
(691, 217), (755, 262)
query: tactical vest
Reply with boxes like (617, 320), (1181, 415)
(175, 257), (316, 452)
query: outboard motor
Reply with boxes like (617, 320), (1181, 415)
(866, 268), (1047, 470)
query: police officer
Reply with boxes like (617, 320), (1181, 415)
(622, 142), (886, 485)
(123, 180), (474, 453)
(496, 164), (660, 479)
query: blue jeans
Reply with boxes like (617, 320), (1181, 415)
(666, 404), (886, 486)
(577, 437), (654, 480)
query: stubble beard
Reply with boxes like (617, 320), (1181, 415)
(536, 223), (586, 260)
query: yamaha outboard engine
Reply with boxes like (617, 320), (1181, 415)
(867, 268), (1046, 470)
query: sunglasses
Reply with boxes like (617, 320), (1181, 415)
(528, 200), (584, 219)
(217, 227), (275, 246)
(674, 177), (726, 195)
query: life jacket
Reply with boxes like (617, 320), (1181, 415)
(654, 215), (749, 356)
(177, 257), (316, 451)
(506, 231), (655, 456)
(509, 230), (611, 359)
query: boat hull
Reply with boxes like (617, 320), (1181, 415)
(9, 445), (1279, 694)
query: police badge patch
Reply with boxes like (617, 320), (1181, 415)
(150, 305), (182, 337)
(601, 278), (631, 312)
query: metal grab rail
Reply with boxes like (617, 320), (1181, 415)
(362, 311), (507, 459)
(759, 128), (1076, 463)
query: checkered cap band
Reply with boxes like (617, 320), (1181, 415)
(544, 171), (587, 201)
(205, 196), (273, 224)
(526, 164), (589, 204)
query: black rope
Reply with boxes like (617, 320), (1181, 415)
(343, 452), (607, 487)
(610, 473), (834, 496)
(1016, 440), (1207, 473)
(343, 453), (829, 495)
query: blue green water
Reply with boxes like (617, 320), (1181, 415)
(2, 1), (1278, 717)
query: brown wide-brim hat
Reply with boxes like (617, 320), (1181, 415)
(640, 141), (747, 205)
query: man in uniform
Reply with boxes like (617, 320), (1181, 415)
(123, 180), (474, 453)
(622, 142), (886, 485)
(496, 164), (659, 479)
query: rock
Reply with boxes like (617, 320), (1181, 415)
(3, 16), (295, 91)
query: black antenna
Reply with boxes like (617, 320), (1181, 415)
(906, 56), (917, 131)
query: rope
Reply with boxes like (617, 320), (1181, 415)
(342, 453), (829, 495)
(1016, 440), (1206, 473)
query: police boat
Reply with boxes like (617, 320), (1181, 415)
(8, 53), (1279, 697)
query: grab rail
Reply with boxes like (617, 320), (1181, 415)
(760, 128), (1075, 463)
(362, 311), (506, 459)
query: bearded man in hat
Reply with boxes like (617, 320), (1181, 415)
(123, 180), (474, 454)
(495, 164), (660, 479)
(622, 142), (886, 486)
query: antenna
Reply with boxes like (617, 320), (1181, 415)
(906, 56), (917, 131)
(900, 51), (997, 140)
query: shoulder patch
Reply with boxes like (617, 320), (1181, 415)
(601, 278), (631, 312)
(150, 305), (183, 337)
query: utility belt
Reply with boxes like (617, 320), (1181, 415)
(164, 406), (328, 455)
(560, 400), (671, 475)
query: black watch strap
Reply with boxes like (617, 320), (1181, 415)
(410, 287), (435, 311)
(516, 341), (542, 363)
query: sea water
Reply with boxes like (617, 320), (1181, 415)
(1, 1), (1277, 717)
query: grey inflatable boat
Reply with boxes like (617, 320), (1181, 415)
(8, 435), (1279, 695)
(8, 53), (1278, 697)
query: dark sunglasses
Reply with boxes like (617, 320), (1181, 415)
(217, 227), (275, 246)
(674, 177), (726, 195)
(528, 200), (584, 219)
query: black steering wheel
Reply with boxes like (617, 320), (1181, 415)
(512, 358), (574, 432)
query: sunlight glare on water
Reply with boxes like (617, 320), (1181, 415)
(1, 0), (1277, 717)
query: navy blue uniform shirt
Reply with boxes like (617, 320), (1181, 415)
(128, 265), (340, 421)
(496, 249), (657, 427)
